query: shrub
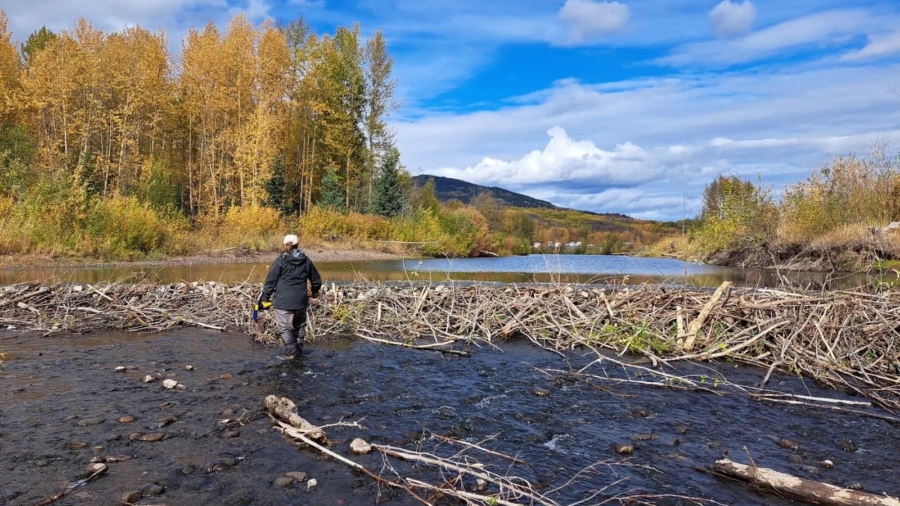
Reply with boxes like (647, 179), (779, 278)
(693, 174), (777, 253)
(84, 196), (183, 259)
(780, 155), (897, 244)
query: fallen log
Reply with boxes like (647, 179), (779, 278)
(264, 395), (325, 442)
(710, 458), (900, 506)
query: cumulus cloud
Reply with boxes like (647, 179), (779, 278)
(437, 126), (658, 190)
(558, 0), (630, 43)
(709, 0), (756, 38)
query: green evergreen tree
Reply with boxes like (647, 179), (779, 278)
(263, 155), (291, 215)
(318, 168), (345, 211)
(75, 147), (103, 198)
(20, 26), (56, 66)
(371, 147), (406, 218)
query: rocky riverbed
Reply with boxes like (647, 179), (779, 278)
(1, 329), (899, 505)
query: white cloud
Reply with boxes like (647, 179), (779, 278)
(660, 9), (876, 66)
(841, 31), (900, 61)
(438, 126), (657, 187)
(558, 0), (630, 43)
(709, 137), (800, 149)
(710, 0), (757, 38)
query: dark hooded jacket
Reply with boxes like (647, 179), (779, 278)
(260, 250), (322, 310)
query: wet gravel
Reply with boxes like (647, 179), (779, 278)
(1, 329), (899, 505)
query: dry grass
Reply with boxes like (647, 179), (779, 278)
(806, 223), (900, 253)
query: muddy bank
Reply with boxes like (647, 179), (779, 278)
(1, 329), (899, 505)
(0, 246), (408, 272)
(705, 243), (891, 273)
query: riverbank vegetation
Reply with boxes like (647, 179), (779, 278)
(0, 12), (543, 260)
(6, 279), (900, 413)
(678, 146), (900, 270)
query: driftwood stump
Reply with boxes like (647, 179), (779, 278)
(264, 395), (326, 442)
(711, 458), (900, 506)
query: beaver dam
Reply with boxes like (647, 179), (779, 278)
(2, 280), (900, 505)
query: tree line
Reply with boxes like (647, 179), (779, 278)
(0, 10), (401, 218)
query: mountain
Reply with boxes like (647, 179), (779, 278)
(411, 174), (636, 220)
(411, 175), (558, 209)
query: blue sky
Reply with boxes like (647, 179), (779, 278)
(6, 0), (900, 220)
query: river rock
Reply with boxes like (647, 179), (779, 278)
(473, 478), (488, 492)
(68, 442), (88, 450)
(207, 457), (238, 473)
(286, 472), (307, 482)
(106, 455), (129, 463)
(118, 416), (135, 424)
(219, 373), (232, 379)
(123, 490), (143, 503)
(349, 438), (371, 454)
(140, 483), (165, 496)
(176, 383), (187, 390)
(185, 365), (195, 371)
(90, 456), (105, 464)
(614, 443), (634, 455)
(84, 463), (107, 475)
(273, 477), (295, 488)
(223, 430), (240, 438)
(181, 466), (195, 475)
(778, 438), (800, 450)
(114, 366), (126, 373)
(140, 433), (166, 442)
(788, 455), (804, 464)
(143, 374), (161, 383)
(77, 418), (105, 427)
(162, 379), (178, 389)
(820, 460), (834, 469)
(307, 478), (318, 490)
(128, 433), (143, 441)
(532, 387), (551, 397)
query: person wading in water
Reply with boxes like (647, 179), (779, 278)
(258, 234), (322, 360)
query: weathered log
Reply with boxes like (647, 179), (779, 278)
(264, 395), (325, 442)
(710, 458), (900, 506)
(682, 281), (732, 351)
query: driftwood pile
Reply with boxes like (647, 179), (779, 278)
(3, 280), (900, 410)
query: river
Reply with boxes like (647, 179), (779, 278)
(2, 329), (898, 505)
(0, 254), (891, 288)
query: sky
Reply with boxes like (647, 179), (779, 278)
(5, 0), (900, 221)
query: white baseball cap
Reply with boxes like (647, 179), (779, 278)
(283, 234), (299, 245)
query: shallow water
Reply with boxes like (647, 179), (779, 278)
(0, 254), (892, 288)
(1, 330), (898, 505)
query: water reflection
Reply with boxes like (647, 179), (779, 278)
(0, 254), (894, 289)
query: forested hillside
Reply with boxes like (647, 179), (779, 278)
(411, 175), (558, 209)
